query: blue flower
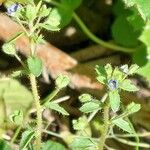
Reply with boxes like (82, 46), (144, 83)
(7, 4), (20, 16)
(108, 79), (118, 90)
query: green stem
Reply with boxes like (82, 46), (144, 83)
(29, 74), (42, 150)
(11, 125), (22, 144)
(127, 117), (139, 150)
(47, 0), (137, 53)
(42, 88), (60, 105)
(73, 13), (136, 53)
(113, 137), (150, 148)
(98, 102), (110, 150)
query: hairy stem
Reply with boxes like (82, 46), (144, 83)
(29, 74), (42, 150)
(98, 103), (110, 150)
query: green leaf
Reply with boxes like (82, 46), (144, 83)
(105, 63), (113, 79)
(95, 65), (107, 84)
(61, 0), (82, 10)
(0, 78), (33, 126)
(2, 43), (16, 56)
(44, 8), (61, 30)
(42, 141), (66, 150)
(112, 14), (141, 47)
(26, 4), (37, 21)
(79, 101), (100, 113)
(120, 79), (139, 92)
(19, 130), (35, 150)
(128, 64), (139, 74)
(55, 7), (73, 28)
(11, 70), (23, 78)
(39, 5), (50, 18)
(72, 116), (87, 130)
(112, 118), (133, 133)
(55, 74), (70, 89)
(9, 110), (23, 125)
(127, 11), (145, 31)
(126, 102), (141, 114)
(0, 139), (11, 150)
(79, 93), (92, 103)
(123, 0), (150, 20)
(27, 56), (42, 77)
(139, 20), (150, 47)
(70, 137), (95, 149)
(109, 91), (120, 112)
(46, 102), (69, 116)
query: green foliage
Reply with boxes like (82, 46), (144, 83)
(72, 116), (87, 130)
(79, 101), (101, 113)
(9, 110), (23, 125)
(27, 56), (43, 77)
(133, 21), (150, 79)
(112, 14), (141, 47)
(2, 43), (16, 56)
(45, 0), (82, 28)
(0, 78), (33, 126)
(79, 93), (92, 103)
(126, 102), (141, 114)
(122, 0), (150, 20)
(45, 102), (69, 115)
(70, 137), (96, 150)
(42, 141), (66, 150)
(109, 90), (120, 112)
(120, 79), (139, 92)
(41, 8), (61, 31)
(55, 74), (70, 89)
(1, 0), (144, 149)
(0, 140), (11, 150)
(20, 130), (35, 150)
(112, 118), (133, 133)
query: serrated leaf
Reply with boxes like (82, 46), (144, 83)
(126, 102), (141, 114)
(19, 130), (35, 150)
(42, 141), (66, 150)
(109, 91), (120, 112)
(79, 101), (101, 113)
(27, 56), (42, 77)
(112, 118), (133, 133)
(120, 79), (139, 92)
(70, 137), (95, 149)
(46, 102), (69, 116)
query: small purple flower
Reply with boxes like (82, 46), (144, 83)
(108, 79), (118, 90)
(7, 4), (20, 16)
